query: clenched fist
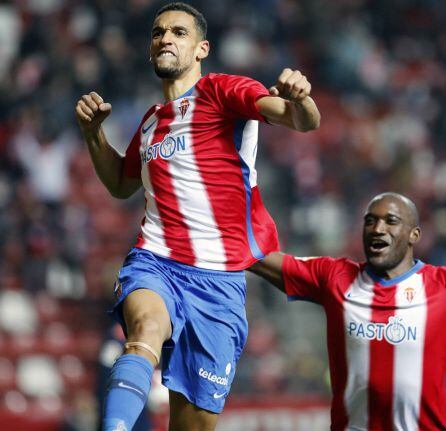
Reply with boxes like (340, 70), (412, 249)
(75, 91), (112, 132)
(269, 68), (312, 103)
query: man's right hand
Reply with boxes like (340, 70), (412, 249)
(75, 91), (112, 133)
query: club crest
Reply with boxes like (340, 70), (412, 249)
(404, 287), (415, 303)
(179, 98), (190, 119)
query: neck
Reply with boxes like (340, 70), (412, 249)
(162, 68), (201, 102)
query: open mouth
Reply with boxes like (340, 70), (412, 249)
(368, 238), (390, 254)
(157, 50), (176, 58)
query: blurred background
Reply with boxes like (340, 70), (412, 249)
(0, 0), (445, 429)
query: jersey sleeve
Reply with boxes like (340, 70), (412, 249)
(282, 255), (339, 304)
(123, 106), (157, 178)
(212, 74), (269, 122)
(123, 128), (141, 178)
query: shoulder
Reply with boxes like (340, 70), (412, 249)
(134, 105), (160, 130)
(142, 104), (160, 121)
(202, 73), (261, 88)
(284, 255), (359, 277)
(286, 255), (358, 267)
(419, 263), (446, 284)
(321, 256), (360, 278)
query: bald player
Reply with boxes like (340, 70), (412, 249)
(250, 193), (446, 430)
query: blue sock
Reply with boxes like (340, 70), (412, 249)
(103, 354), (154, 431)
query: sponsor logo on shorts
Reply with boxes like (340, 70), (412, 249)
(213, 392), (225, 399)
(198, 368), (228, 386)
(113, 421), (127, 431)
(199, 362), (232, 387)
(225, 362), (232, 375)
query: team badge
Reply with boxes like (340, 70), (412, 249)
(112, 421), (127, 431)
(404, 287), (415, 303)
(114, 281), (122, 299)
(179, 98), (190, 119)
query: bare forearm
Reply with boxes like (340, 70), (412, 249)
(291, 96), (321, 131)
(257, 68), (321, 131)
(82, 127), (130, 198)
(248, 253), (286, 292)
(76, 92), (141, 199)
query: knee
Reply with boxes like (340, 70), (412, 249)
(127, 312), (169, 343)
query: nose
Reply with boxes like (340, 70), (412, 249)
(371, 219), (386, 234)
(160, 30), (173, 45)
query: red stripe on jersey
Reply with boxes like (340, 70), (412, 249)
(367, 284), (396, 431)
(326, 272), (357, 431)
(418, 268), (446, 430)
(191, 84), (254, 267)
(124, 106), (159, 178)
(148, 105), (195, 265)
(250, 186), (280, 255)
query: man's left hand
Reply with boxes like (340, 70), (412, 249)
(269, 68), (311, 103)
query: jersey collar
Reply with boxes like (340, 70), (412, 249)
(164, 75), (204, 104)
(365, 259), (425, 287)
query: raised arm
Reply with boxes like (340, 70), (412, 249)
(248, 252), (286, 292)
(75, 91), (142, 199)
(256, 68), (321, 132)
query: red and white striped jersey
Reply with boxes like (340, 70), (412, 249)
(283, 255), (446, 431)
(124, 73), (279, 270)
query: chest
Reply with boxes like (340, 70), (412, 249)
(139, 97), (234, 164)
(329, 272), (446, 347)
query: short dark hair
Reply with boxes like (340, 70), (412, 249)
(155, 2), (207, 39)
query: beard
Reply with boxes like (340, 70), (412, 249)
(367, 253), (403, 272)
(364, 243), (407, 274)
(153, 60), (188, 79)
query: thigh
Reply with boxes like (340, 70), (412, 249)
(161, 271), (248, 414)
(110, 248), (186, 349)
(123, 288), (172, 346)
(169, 390), (219, 431)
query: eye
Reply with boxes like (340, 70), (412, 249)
(386, 216), (400, 225)
(152, 30), (161, 39)
(175, 29), (187, 36)
(364, 216), (375, 225)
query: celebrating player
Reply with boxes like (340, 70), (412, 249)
(250, 192), (446, 430)
(75, 2), (320, 431)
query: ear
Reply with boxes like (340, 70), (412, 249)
(196, 39), (210, 61)
(409, 227), (421, 245)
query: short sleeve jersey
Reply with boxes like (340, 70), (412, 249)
(283, 255), (446, 431)
(123, 74), (279, 270)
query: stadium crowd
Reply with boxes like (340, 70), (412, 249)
(0, 0), (445, 429)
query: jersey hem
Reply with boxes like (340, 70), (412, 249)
(135, 243), (279, 271)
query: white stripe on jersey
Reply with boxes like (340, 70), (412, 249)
(237, 120), (259, 187)
(392, 273), (426, 431)
(167, 96), (226, 269)
(343, 270), (375, 430)
(139, 117), (168, 252)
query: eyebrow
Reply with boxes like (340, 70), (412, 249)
(151, 25), (189, 35)
(364, 212), (402, 220)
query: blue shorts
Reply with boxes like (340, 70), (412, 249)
(110, 248), (248, 413)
